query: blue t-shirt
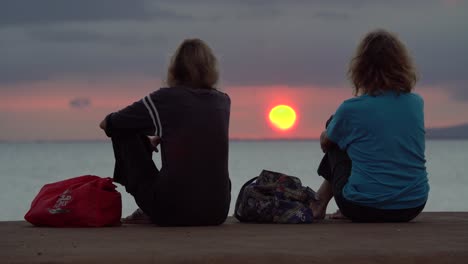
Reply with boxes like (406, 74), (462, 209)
(327, 91), (429, 209)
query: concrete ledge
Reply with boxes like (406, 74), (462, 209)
(1, 212), (467, 264)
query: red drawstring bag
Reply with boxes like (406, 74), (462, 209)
(25, 175), (122, 227)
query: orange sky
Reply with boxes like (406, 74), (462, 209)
(1, 1), (466, 141)
(1, 79), (467, 141)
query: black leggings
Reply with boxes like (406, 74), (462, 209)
(111, 134), (159, 218)
(317, 119), (425, 222)
(110, 134), (230, 226)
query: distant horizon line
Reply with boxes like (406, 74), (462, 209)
(1, 137), (467, 143)
(1, 123), (467, 143)
(0, 138), (320, 143)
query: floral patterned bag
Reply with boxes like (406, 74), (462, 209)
(234, 170), (317, 223)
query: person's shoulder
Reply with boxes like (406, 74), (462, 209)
(407, 92), (424, 102)
(339, 95), (367, 110)
(147, 87), (184, 99)
(152, 87), (230, 104)
(206, 88), (231, 109)
(146, 87), (166, 96)
(399, 92), (424, 108)
(189, 86), (230, 102)
(343, 96), (365, 104)
(212, 88), (230, 100)
(152, 87), (174, 95)
(334, 95), (374, 118)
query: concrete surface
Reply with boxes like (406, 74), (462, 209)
(1, 212), (468, 263)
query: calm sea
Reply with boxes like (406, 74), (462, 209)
(1, 140), (467, 221)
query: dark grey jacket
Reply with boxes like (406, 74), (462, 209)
(105, 86), (231, 225)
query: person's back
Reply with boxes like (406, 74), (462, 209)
(330, 91), (428, 209)
(100, 38), (231, 226)
(312, 29), (429, 222)
(151, 86), (231, 225)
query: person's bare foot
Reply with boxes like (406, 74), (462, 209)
(309, 199), (327, 220)
(328, 209), (348, 220)
(122, 208), (152, 224)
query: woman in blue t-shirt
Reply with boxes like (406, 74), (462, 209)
(310, 29), (429, 222)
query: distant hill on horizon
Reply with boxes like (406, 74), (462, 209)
(426, 123), (468, 139)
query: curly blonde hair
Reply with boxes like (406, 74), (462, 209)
(348, 29), (418, 96)
(166, 38), (219, 89)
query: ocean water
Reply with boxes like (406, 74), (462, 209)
(0, 140), (467, 221)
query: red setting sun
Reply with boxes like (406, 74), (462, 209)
(268, 105), (297, 131)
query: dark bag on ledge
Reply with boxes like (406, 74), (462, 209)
(234, 170), (317, 224)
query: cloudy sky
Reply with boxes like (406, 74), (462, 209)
(1, 0), (467, 140)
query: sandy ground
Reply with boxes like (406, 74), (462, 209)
(1, 212), (468, 264)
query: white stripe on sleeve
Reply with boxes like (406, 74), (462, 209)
(142, 97), (158, 136)
(147, 95), (163, 137)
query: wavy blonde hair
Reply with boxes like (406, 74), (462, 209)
(348, 29), (418, 96)
(166, 38), (219, 89)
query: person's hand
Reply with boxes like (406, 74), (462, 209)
(320, 130), (330, 153)
(149, 136), (161, 152)
(99, 119), (107, 130)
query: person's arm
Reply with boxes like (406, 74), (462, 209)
(100, 92), (162, 138)
(148, 136), (161, 152)
(325, 103), (352, 151)
(320, 130), (335, 153)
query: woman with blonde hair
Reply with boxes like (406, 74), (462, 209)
(310, 30), (429, 222)
(100, 39), (231, 226)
